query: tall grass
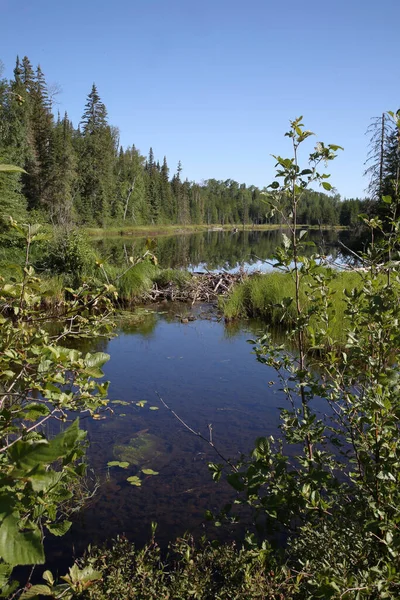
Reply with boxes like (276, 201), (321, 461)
(99, 260), (159, 303)
(220, 269), (365, 344)
(153, 268), (192, 288)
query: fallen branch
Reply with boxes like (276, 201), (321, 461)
(155, 391), (238, 472)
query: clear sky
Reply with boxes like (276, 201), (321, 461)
(1, 0), (399, 198)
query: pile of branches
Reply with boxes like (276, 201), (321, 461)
(144, 270), (250, 304)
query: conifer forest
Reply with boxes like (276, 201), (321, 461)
(1, 56), (366, 230)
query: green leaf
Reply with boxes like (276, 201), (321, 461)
(149, 406), (159, 411)
(282, 233), (291, 250)
(0, 514), (45, 566)
(42, 571), (54, 586)
(20, 584), (53, 598)
(382, 195), (392, 204)
(322, 181), (332, 191)
(107, 461), (129, 469)
(62, 564), (102, 587)
(23, 403), (51, 421)
(28, 467), (63, 493)
(127, 476), (141, 486)
(141, 468), (159, 475)
(84, 352), (110, 369)
(0, 563), (12, 589)
(84, 367), (104, 378)
(0, 164), (27, 174)
(0, 370), (15, 379)
(9, 419), (85, 470)
(46, 520), (72, 536)
(136, 400), (147, 408)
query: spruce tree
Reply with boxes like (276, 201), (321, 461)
(0, 65), (27, 226)
(47, 112), (78, 225)
(26, 65), (54, 209)
(160, 156), (173, 221)
(145, 147), (160, 223)
(77, 84), (115, 224)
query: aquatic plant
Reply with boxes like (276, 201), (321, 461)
(113, 431), (165, 470)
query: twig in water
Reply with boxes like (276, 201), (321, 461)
(155, 391), (238, 472)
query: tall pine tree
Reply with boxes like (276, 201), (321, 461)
(0, 63), (27, 226)
(47, 112), (78, 225)
(77, 84), (115, 224)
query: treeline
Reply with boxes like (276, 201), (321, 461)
(0, 56), (363, 228)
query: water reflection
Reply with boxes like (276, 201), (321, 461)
(93, 229), (347, 273)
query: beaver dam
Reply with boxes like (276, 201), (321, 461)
(143, 270), (251, 304)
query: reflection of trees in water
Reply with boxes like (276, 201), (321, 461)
(94, 230), (350, 271)
(117, 312), (158, 337)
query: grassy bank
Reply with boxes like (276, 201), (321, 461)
(35, 264), (192, 308)
(220, 269), (365, 344)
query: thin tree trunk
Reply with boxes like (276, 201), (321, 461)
(123, 177), (136, 221)
(379, 112), (385, 201)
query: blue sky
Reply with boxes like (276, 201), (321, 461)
(1, 0), (399, 198)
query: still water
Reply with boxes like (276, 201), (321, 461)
(93, 228), (347, 273)
(49, 229), (347, 566)
(49, 305), (285, 566)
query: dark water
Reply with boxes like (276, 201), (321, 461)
(47, 304), (290, 568)
(93, 228), (347, 273)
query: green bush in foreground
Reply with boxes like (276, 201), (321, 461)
(79, 535), (301, 600)
(212, 117), (400, 598)
(0, 220), (116, 597)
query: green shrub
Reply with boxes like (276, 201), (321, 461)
(38, 229), (98, 285)
(219, 117), (400, 599)
(79, 535), (300, 600)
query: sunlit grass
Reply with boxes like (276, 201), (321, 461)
(220, 269), (366, 344)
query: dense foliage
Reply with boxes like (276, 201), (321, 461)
(0, 219), (116, 597)
(208, 118), (400, 598)
(78, 534), (302, 600)
(0, 56), (362, 229)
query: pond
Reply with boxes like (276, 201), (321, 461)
(48, 305), (283, 565)
(48, 228), (349, 568)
